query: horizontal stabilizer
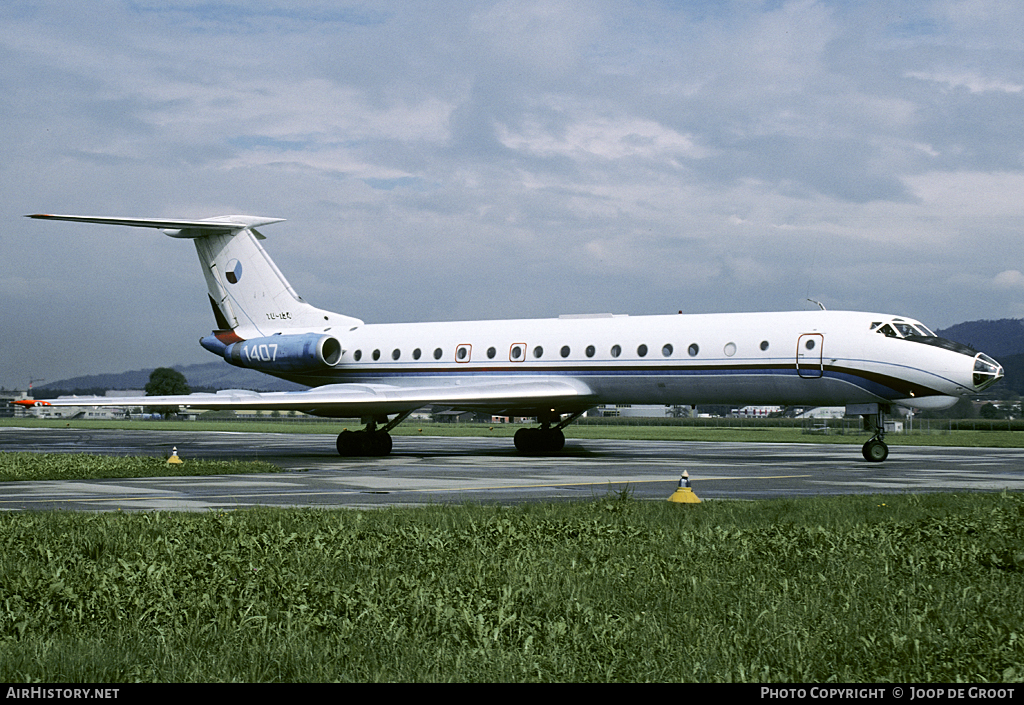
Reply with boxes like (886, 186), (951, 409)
(26, 214), (285, 233)
(30, 210), (358, 334)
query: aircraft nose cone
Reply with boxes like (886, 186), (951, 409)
(973, 353), (1003, 391)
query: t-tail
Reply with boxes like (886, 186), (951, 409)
(27, 214), (361, 380)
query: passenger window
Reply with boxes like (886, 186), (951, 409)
(456, 344), (471, 361)
(392, 349), (401, 360)
(662, 344), (673, 357)
(487, 347), (496, 359)
(433, 348), (443, 360)
(611, 344), (621, 358)
(413, 348), (421, 360)
(372, 349), (381, 361)
(354, 350), (362, 361)
(560, 345), (570, 358)
(760, 341), (769, 351)
(510, 344), (525, 362)
(586, 345), (595, 358)
(688, 343), (699, 357)
(637, 344), (648, 357)
(533, 346), (544, 358)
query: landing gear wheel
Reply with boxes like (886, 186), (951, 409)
(336, 430), (358, 456)
(336, 429), (393, 457)
(862, 439), (889, 463)
(514, 427), (565, 454)
(368, 430), (393, 456)
(514, 427), (532, 452)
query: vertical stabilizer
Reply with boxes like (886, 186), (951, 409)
(186, 225), (360, 337)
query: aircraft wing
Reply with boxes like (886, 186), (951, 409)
(40, 378), (596, 418)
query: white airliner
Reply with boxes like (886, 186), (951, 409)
(28, 213), (1004, 461)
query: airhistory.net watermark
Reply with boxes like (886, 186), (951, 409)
(6, 689), (119, 700)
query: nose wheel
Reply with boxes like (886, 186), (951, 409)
(860, 408), (889, 463)
(862, 438), (889, 462)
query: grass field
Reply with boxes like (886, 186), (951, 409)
(2, 419), (1023, 681)
(1, 492), (1022, 682)
(0, 451), (283, 482)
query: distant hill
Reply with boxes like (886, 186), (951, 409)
(933, 319), (1024, 396)
(38, 361), (306, 395)
(935, 319), (1024, 359)
(989, 353), (1024, 396)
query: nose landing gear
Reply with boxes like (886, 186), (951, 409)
(859, 406), (890, 462)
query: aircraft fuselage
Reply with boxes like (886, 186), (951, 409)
(226, 309), (989, 416)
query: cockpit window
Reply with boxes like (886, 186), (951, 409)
(974, 353), (1003, 390)
(873, 317), (984, 359)
(873, 319), (936, 339)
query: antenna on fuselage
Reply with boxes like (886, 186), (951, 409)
(806, 299), (827, 311)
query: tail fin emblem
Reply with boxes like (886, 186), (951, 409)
(225, 259), (242, 284)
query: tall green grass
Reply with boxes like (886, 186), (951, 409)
(0, 451), (283, 482)
(1, 493), (1022, 682)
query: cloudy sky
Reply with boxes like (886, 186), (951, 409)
(3, 0), (1024, 390)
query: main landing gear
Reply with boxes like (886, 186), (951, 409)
(336, 428), (393, 456)
(860, 406), (890, 463)
(335, 412), (412, 457)
(514, 427), (565, 454)
(513, 411), (585, 454)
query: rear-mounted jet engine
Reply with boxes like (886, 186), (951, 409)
(203, 333), (343, 373)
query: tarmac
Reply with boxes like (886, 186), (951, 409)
(1, 427), (1023, 511)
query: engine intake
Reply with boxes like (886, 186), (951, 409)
(218, 333), (343, 373)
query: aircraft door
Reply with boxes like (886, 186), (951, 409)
(797, 333), (824, 379)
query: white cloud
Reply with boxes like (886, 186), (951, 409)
(994, 270), (1024, 289)
(498, 115), (708, 163)
(904, 171), (1024, 216)
(906, 70), (1024, 94)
